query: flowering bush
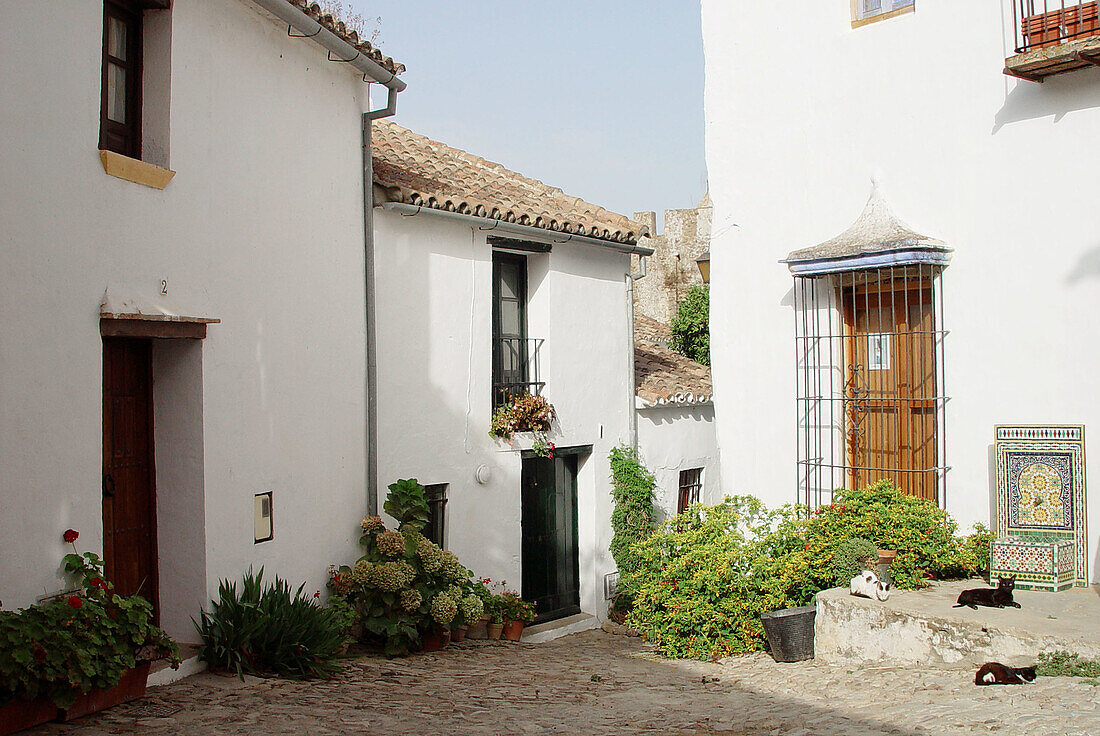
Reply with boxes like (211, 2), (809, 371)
(627, 482), (994, 660)
(489, 393), (556, 456)
(0, 531), (179, 708)
(329, 479), (483, 655)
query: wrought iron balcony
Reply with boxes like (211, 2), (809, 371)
(492, 337), (545, 409)
(1006, 1), (1100, 81)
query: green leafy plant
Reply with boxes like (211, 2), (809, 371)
(668, 284), (710, 366)
(831, 537), (878, 583)
(488, 393), (556, 449)
(1036, 651), (1100, 685)
(383, 478), (431, 532)
(497, 590), (536, 624)
(626, 482), (995, 661)
(608, 446), (657, 601)
(329, 482), (483, 655)
(0, 530), (179, 708)
(627, 496), (813, 660)
(194, 568), (346, 679)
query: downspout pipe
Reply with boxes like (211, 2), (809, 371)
(360, 90), (403, 514)
(627, 257), (647, 450)
(250, 0), (407, 92)
(379, 202), (655, 257)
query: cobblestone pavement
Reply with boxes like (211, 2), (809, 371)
(26, 630), (1100, 736)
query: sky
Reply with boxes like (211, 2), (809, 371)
(349, 0), (708, 223)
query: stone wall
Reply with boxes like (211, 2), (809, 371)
(632, 193), (712, 324)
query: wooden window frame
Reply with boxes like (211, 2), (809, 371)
(492, 251), (529, 409)
(677, 468), (703, 514)
(424, 483), (448, 548)
(100, 0), (144, 159)
(851, 0), (914, 27)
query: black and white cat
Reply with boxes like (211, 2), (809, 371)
(954, 577), (1021, 610)
(975, 662), (1037, 685)
(850, 570), (891, 601)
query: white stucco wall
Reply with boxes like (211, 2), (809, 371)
(372, 208), (635, 619)
(636, 404), (720, 521)
(702, 0), (1100, 582)
(0, 0), (371, 633)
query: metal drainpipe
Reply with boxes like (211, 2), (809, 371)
(363, 87), (400, 515)
(627, 256), (647, 450)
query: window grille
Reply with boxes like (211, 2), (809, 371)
(793, 263), (949, 509)
(677, 468), (703, 514)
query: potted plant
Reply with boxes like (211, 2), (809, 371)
(0, 530), (179, 734)
(450, 592), (484, 643)
(486, 594), (504, 640)
(498, 590), (535, 641)
(489, 393), (557, 457)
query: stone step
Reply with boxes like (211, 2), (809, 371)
(815, 579), (1100, 667)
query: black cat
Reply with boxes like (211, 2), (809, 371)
(954, 577), (1021, 610)
(975, 662), (1037, 685)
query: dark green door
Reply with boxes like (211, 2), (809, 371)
(521, 454), (580, 623)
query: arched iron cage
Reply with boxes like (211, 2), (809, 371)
(793, 262), (950, 509)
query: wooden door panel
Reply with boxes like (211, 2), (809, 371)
(843, 282), (938, 502)
(103, 338), (158, 620)
(521, 455), (580, 623)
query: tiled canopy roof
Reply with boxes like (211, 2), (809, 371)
(634, 314), (712, 407)
(286, 0), (405, 76)
(371, 120), (646, 245)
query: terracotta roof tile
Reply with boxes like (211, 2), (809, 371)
(371, 120), (645, 245)
(287, 0), (405, 76)
(634, 314), (712, 406)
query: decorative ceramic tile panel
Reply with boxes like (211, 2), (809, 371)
(991, 536), (1076, 592)
(994, 425), (1087, 587)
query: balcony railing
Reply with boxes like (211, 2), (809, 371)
(492, 337), (545, 409)
(1012, 0), (1100, 53)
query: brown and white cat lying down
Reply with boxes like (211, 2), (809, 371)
(975, 662), (1037, 685)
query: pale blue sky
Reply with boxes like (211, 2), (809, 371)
(354, 0), (707, 222)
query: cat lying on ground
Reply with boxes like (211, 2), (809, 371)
(954, 577), (1021, 610)
(850, 570), (891, 601)
(975, 662), (1037, 685)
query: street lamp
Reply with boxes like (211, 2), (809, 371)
(695, 251), (710, 284)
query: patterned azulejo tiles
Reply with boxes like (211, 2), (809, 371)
(994, 425), (1087, 588)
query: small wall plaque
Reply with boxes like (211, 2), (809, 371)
(254, 491), (273, 543)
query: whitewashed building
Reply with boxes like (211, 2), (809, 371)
(0, 0), (406, 643)
(702, 0), (1099, 582)
(370, 120), (652, 625)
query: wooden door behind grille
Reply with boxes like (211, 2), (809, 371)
(843, 284), (937, 501)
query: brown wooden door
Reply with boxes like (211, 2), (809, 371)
(843, 283), (938, 501)
(103, 338), (158, 620)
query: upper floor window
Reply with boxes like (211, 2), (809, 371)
(852, 0), (914, 26)
(492, 251), (544, 409)
(101, 0), (144, 158)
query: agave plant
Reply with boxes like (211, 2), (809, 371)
(194, 568), (346, 679)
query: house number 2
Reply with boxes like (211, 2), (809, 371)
(160, 279), (168, 294)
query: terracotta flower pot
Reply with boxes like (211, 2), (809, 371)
(58, 662), (151, 722)
(0, 696), (58, 736)
(452, 625), (468, 643)
(466, 614), (490, 640)
(502, 620), (524, 642)
(420, 628), (451, 652)
(486, 623), (504, 640)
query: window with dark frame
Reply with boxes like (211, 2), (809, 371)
(677, 468), (703, 515)
(492, 251), (529, 409)
(101, 0), (144, 159)
(424, 483), (448, 548)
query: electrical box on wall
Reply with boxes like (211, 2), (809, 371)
(254, 491), (273, 543)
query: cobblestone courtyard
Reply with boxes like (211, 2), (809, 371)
(26, 630), (1100, 736)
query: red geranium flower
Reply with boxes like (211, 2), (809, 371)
(63, 529), (79, 544)
(90, 578), (108, 591)
(67, 596), (83, 609)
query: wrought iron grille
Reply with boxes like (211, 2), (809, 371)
(793, 264), (949, 510)
(1012, 0), (1100, 53)
(492, 336), (545, 409)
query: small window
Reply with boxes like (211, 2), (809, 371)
(677, 468), (703, 514)
(424, 483), (448, 548)
(101, 1), (144, 158)
(853, 0), (914, 25)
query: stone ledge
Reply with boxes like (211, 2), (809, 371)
(522, 613), (599, 644)
(815, 580), (1100, 668)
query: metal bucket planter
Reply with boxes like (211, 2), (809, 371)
(759, 605), (816, 662)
